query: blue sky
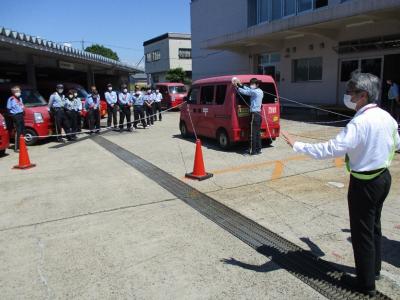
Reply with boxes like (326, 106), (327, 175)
(0, 0), (191, 67)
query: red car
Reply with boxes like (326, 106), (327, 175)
(179, 75), (280, 149)
(0, 113), (9, 156)
(0, 84), (52, 146)
(156, 83), (187, 109)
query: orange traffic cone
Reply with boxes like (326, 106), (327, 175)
(13, 135), (36, 170)
(185, 139), (213, 181)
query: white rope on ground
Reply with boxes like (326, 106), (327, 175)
(24, 102), (186, 140)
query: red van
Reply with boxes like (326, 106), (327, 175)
(156, 83), (187, 109)
(179, 75), (280, 149)
(0, 84), (52, 146)
(0, 113), (9, 155)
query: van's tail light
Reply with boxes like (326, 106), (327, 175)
(273, 115), (279, 123)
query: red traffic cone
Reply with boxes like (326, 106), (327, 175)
(13, 135), (36, 170)
(185, 139), (213, 181)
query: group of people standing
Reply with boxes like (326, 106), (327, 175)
(105, 84), (163, 132)
(46, 83), (165, 141)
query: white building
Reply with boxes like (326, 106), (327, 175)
(191, 0), (400, 107)
(143, 33), (192, 84)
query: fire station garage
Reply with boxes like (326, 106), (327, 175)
(0, 27), (140, 97)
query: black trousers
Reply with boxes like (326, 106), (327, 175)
(76, 112), (82, 132)
(119, 105), (132, 129)
(53, 108), (72, 139)
(250, 112), (262, 154)
(348, 170), (392, 290)
(154, 102), (162, 121)
(107, 104), (118, 128)
(11, 113), (25, 149)
(134, 106), (146, 128)
(88, 108), (100, 132)
(145, 104), (154, 125)
(65, 110), (78, 136)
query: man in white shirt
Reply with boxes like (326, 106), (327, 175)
(153, 89), (163, 121)
(282, 72), (400, 296)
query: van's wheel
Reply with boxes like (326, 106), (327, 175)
(263, 138), (273, 147)
(0, 149), (5, 156)
(24, 129), (38, 146)
(180, 121), (189, 138)
(217, 129), (231, 150)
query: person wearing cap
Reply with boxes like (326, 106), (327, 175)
(153, 89), (163, 121)
(6, 85), (25, 151)
(85, 86), (101, 134)
(105, 83), (118, 129)
(48, 84), (72, 142)
(281, 72), (400, 297)
(132, 88), (147, 129)
(233, 78), (264, 155)
(118, 84), (133, 132)
(143, 90), (154, 126)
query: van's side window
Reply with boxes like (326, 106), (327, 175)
(215, 85), (227, 105)
(259, 83), (277, 104)
(188, 87), (199, 104)
(200, 86), (214, 105)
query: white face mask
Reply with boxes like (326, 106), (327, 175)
(14, 92), (21, 98)
(108, 87), (113, 91)
(156, 90), (159, 93)
(57, 89), (64, 94)
(74, 93), (78, 97)
(250, 84), (257, 89)
(343, 94), (357, 110)
(68, 95), (74, 99)
(123, 89), (128, 93)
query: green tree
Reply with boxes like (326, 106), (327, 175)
(85, 44), (120, 61)
(165, 68), (191, 84)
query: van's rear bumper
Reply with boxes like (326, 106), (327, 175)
(232, 125), (280, 142)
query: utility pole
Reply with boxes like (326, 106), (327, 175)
(81, 39), (85, 50)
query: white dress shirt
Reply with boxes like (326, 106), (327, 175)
(293, 104), (400, 172)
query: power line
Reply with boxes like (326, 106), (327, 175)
(65, 40), (143, 52)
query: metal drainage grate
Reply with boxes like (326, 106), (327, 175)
(93, 136), (391, 300)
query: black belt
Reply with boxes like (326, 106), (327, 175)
(352, 168), (386, 175)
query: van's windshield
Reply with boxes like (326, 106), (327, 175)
(169, 86), (187, 94)
(21, 89), (48, 107)
(236, 82), (278, 106)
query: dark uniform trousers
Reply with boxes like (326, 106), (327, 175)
(53, 108), (72, 139)
(348, 169), (392, 290)
(134, 106), (146, 128)
(119, 105), (132, 129)
(107, 104), (118, 128)
(154, 102), (162, 121)
(88, 108), (100, 132)
(76, 112), (82, 132)
(11, 112), (25, 149)
(250, 112), (262, 154)
(145, 104), (154, 125)
(65, 110), (78, 136)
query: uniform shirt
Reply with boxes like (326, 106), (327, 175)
(105, 91), (118, 106)
(238, 86), (263, 112)
(388, 83), (400, 100)
(85, 94), (101, 110)
(154, 92), (163, 103)
(73, 98), (82, 112)
(48, 92), (65, 109)
(64, 98), (75, 111)
(143, 94), (153, 105)
(132, 94), (144, 106)
(118, 92), (132, 105)
(293, 104), (400, 172)
(7, 96), (24, 115)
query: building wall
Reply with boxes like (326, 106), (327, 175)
(169, 39), (192, 71)
(191, 0), (400, 105)
(144, 39), (170, 74)
(191, 0), (249, 80)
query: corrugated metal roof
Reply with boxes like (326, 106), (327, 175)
(0, 27), (141, 73)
